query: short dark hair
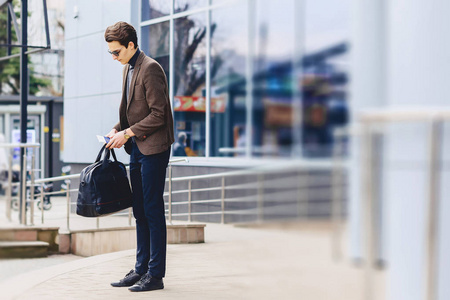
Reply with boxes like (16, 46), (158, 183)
(104, 21), (138, 49)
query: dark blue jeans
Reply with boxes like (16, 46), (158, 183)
(130, 141), (170, 278)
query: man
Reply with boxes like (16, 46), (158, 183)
(104, 21), (174, 292)
(173, 132), (187, 156)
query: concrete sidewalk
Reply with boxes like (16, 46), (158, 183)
(0, 222), (385, 300)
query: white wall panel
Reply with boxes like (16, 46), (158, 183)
(64, 0), (131, 163)
(64, 39), (78, 99)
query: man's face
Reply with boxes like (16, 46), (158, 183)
(107, 41), (135, 65)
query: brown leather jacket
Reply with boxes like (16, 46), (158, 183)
(113, 52), (174, 155)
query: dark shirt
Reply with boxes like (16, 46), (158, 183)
(128, 48), (141, 69)
(126, 48), (141, 101)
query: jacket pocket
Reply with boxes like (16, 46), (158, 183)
(134, 85), (145, 101)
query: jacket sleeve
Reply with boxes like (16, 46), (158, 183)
(129, 63), (168, 139)
(113, 122), (121, 132)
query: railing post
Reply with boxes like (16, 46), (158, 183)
(66, 180), (71, 231)
(96, 217), (100, 229)
(221, 176), (225, 224)
(303, 172), (310, 220)
(257, 174), (264, 222)
(361, 123), (375, 300)
(331, 128), (344, 261)
(6, 154), (12, 221)
(29, 154), (35, 226)
(20, 149), (27, 225)
(297, 171), (310, 220)
(128, 207), (132, 226)
(40, 182), (44, 224)
(425, 119), (442, 300)
(168, 164), (172, 224)
(188, 179), (192, 222)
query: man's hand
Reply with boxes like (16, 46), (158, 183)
(106, 129), (118, 139)
(105, 129), (127, 149)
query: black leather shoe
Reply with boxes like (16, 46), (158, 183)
(111, 270), (142, 287)
(128, 274), (164, 292)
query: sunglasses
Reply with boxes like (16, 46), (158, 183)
(108, 47), (123, 57)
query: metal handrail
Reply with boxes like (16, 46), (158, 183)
(168, 159), (345, 183)
(0, 143), (41, 224)
(3, 156), (188, 227)
(357, 109), (450, 300)
(6, 154), (345, 225)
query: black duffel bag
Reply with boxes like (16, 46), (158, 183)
(76, 145), (132, 217)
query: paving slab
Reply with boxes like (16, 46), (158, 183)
(0, 222), (386, 300)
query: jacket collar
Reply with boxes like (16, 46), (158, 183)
(125, 51), (146, 108)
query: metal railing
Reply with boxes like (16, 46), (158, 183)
(3, 149), (348, 230)
(357, 110), (448, 300)
(165, 159), (346, 223)
(0, 143), (40, 225)
(2, 157), (188, 230)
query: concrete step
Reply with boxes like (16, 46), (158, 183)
(61, 223), (206, 256)
(0, 241), (49, 258)
(0, 227), (59, 253)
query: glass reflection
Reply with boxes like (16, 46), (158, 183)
(139, 0), (350, 159)
(210, 2), (248, 157)
(250, 0), (297, 158)
(173, 13), (207, 157)
(303, 0), (350, 157)
(141, 21), (171, 81)
(174, 0), (207, 13)
(142, 0), (171, 21)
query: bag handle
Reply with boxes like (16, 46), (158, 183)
(95, 144), (118, 163)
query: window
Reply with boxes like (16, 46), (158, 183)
(174, 0), (207, 13)
(142, 0), (171, 21)
(173, 12), (207, 157)
(251, 0), (297, 158)
(209, 2), (248, 157)
(303, 0), (350, 157)
(139, 0), (350, 159)
(141, 21), (171, 79)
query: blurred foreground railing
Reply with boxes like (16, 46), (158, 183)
(358, 109), (448, 300)
(0, 143), (40, 225)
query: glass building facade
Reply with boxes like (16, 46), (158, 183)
(139, 0), (350, 159)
